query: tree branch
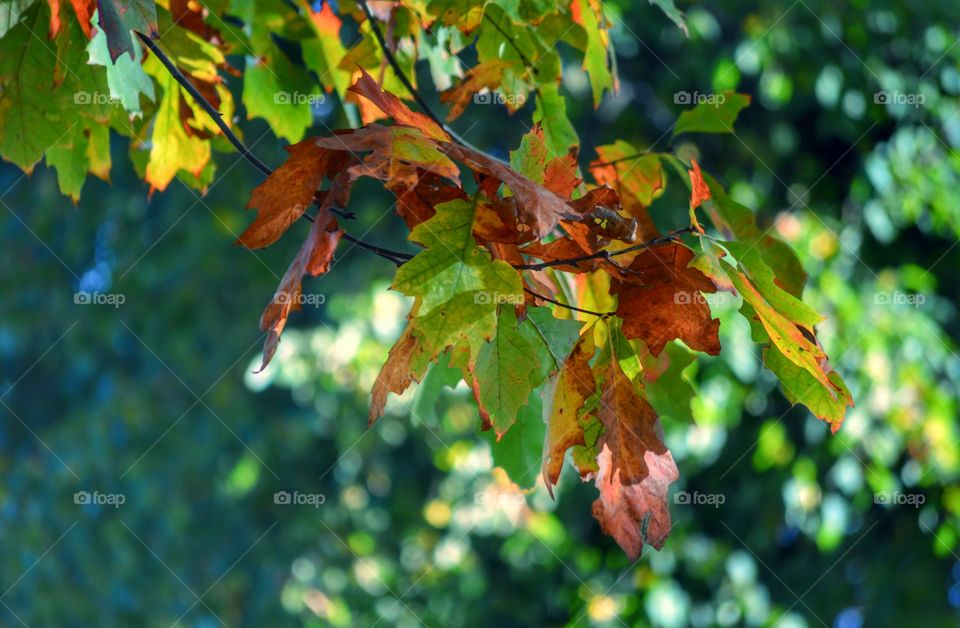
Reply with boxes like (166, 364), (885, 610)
(589, 152), (654, 169)
(136, 32), (272, 178)
(141, 18), (694, 313)
(356, 0), (505, 163)
(138, 31), (411, 266)
(515, 226), (695, 271)
(523, 287), (610, 318)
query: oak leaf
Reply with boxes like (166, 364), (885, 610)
(611, 243), (721, 357)
(239, 139), (351, 249)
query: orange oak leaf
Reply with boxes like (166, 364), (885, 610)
(349, 69), (451, 142)
(391, 171), (466, 229)
(257, 200), (343, 371)
(611, 243), (721, 357)
(596, 357), (670, 485)
(46, 0), (95, 39)
(440, 60), (512, 121)
(238, 139), (351, 249)
(542, 332), (597, 495)
(314, 125), (460, 190)
(543, 151), (583, 198)
(688, 157), (711, 210)
(589, 144), (662, 241)
(369, 325), (419, 422)
(590, 443), (678, 559)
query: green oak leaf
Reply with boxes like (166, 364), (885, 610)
(673, 91), (751, 137)
(87, 10), (155, 114)
(96, 0), (158, 62)
(471, 306), (581, 435)
(532, 84), (579, 161)
(576, 0), (612, 107)
(484, 391), (545, 488)
(393, 197), (522, 315)
(141, 55), (211, 191)
(649, 0), (687, 35)
(644, 343), (698, 424)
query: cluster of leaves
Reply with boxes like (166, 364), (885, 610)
(0, 0), (852, 557)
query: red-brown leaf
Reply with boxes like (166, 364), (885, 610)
(239, 139), (350, 249)
(688, 157), (711, 210)
(591, 443), (678, 559)
(596, 358), (669, 485)
(349, 69), (450, 142)
(257, 203), (343, 371)
(611, 243), (721, 357)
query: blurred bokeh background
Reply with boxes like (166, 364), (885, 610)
(1, 0), (959, 626)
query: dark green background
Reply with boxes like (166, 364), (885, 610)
(1, 0), (959, 625)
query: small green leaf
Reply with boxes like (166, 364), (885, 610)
(673, 91), (751, 137)
(96, 0), (158, 62)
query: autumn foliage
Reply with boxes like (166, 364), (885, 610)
(0, 0), (853, 558)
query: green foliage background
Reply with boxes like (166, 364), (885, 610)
(1, 0), (959, 626)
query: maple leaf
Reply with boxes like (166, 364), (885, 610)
(238, 139), (352, 249)
(611, 242), (721, 357)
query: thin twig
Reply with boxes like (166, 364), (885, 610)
(524, 287), (610, 318)
(482, 13), (540, 83)
(138, 31), (409, 265)
(356, 0), (443, 130)
(136, 32), (272, 178)
(589, 152), (652, 169)
(356, 0), (505, 163)
(515, 226), (695, 271)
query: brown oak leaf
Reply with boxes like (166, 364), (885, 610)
(611, 243), (721, 357)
